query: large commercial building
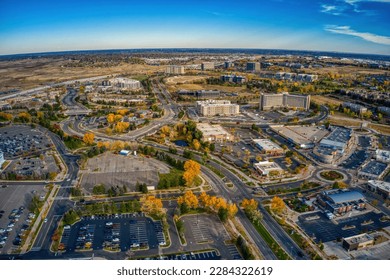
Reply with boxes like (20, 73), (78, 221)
(254, 161), (283, 176)
(317, 189), (366, 215)
(343, 102), (368, 115)
(314, 126), (353, 164)
(201, 62), (215, 71)
(359, 160), (389, 180)
(165, 65), (185, 75)
(253, 139), (284, 156)
(224, 61), (234, 68)
(196, 123), (234, 143)
(275, 72), (318, 82)
(367, 180), (390, 199)
(259, 93), (310, 111)
(0, 150), (5, 167)
(178, 90), (221, 99)
(196, 100), (240, 117)
(246, 62), (260, 72)
(270, 125), (328, 149)
(110, 78), (141, 90)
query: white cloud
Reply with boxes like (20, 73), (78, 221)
(325, 25), (390, 45)
(321, 4), (341, 15)
(345, 0), (390, 4)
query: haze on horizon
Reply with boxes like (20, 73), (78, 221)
(1, 0), (390, 56)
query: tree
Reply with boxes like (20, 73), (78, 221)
(160, 125), (171, 136)
(107, 113), (115, 123)
(218, 207), (229, 222)
(83, 132), (95, 145)
(141, 195), (163, 216)
(270, 196), (285, 215)
(227, 203), (238, 218)
(183, 160), (201, 187)
(0, 112), (13, 121)
(285, 158), (292, 165)
(192, 139), (201, 151)
(116, 109), (128, 116)
(18, 112), (32, 123)
(241, 198), (258, 213)
(114, 122), (130, 133)
(177, 190), (199, 209)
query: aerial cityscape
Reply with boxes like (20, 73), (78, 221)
(0, 0), (390, 262)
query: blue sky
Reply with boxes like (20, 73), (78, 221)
(0, 0), (389, 55)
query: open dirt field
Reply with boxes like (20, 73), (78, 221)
(0, 58), (163, 92)
(165, 75), (208, 84)
(80, 153), (170, 192)
(311, 95), (342, 106)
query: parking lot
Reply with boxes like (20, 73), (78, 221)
(341, 150), (369, 170)
(298, 211), (390, 243)
(59, 214), (162, 253)
(181, 214), (241, 259)
(0, 125), (52, 158)
(139, 250), (221, 260)
(358, 136), (371, 148)
(0, 184), (47, 254)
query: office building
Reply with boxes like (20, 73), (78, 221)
(367, 180), (390, 199)
(253, 139), (284, 156)
(201, 62), (215, 71)
(259, 93), (310, 111)
(165, 65), (185, 75)
(220, 75), (246, 84)
(343, 102), (368, 115)
(224, 61), (234, 68)
(110, 78), (141, 90)
(196, 123), (234, 143)
(319, 126), (353, 154)
(317, 189), (366, 214)
(196, 100), (240, 117)
(254, 161), (283, 176)
(378, 106), (390, 116)
(246, 62), (261, 72)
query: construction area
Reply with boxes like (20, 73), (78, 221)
(80, 153), (170, 193)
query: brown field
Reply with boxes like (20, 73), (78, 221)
(0, 58), (164, 92)
(167, 83), (249, 94)
(311, 95), (342, 106)
(165, 75), (208, 84)
(329, 116), (390, 135)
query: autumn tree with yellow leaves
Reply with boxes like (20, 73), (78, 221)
(270, 196), (286, 215)
(177, 190), (199, 212)
(114, 122), (130, 133)
(107, 113), (115, 123)
(140, 195), (164, 216)
(83, 132), (95, 145)
(182, 160), (201, 187)
(116, 109), (129, 116)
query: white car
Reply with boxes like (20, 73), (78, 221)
(0, 228), (5, 233)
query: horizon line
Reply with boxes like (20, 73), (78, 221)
(1, 47), (390, 59)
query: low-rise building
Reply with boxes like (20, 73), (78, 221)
(110, 78), (141, 90)
(196, 100), (239, 116)
(317, 189), (366, 214)
(254, 160), (283, 176)
(201, 62), (215, 71)
(342, 233), (374, 251)
(367, 180), (390, 199)
(253, 139), (284, 156)
(220, 75), (246, 84)
(343, 102), (368, 115)
(196, 123), (234, 143)
(318, 126), (353, 154)
(358, 160), (388, 180)
(166, 65), (185, 75)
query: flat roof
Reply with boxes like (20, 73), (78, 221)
(271, 125), (328, 146)
(320, 126), (352, 148)
(368, 180), (390, 192)
(197, 123), (231, 137)
(327, 190), (364, 204)
(253, 139), (283, 151)
(361, 160), (388, 176)
(344, 233), (373, 244)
